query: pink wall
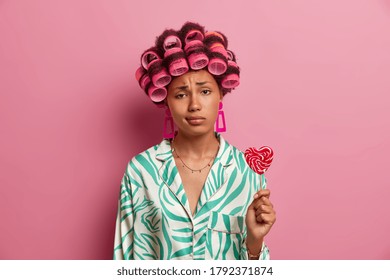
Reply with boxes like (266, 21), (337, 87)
(1, 0), (389, 259)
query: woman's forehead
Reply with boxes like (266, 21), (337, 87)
(169, 70), (217, 87)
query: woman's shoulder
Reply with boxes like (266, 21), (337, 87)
(223, 138), (261, 177)
(222, 137), (245, 161)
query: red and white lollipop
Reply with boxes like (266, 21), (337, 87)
(244, 146), (274, 175)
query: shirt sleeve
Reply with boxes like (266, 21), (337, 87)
(113, 172), (134, 260)
(240, 241), (271, 260)
(240, 173), (271, 260)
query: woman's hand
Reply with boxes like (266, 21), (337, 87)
(245, 189), (276, 246)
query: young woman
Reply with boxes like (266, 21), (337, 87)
(114, 22), (276, 260)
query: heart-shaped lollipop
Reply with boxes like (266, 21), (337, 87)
(244, 146), (274, 175)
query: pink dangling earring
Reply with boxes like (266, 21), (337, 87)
(163, 107), (175, 139)
(215, 101), (226, 132)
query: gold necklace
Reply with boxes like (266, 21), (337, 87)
(172, 141), (219, 173)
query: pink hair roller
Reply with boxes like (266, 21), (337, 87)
(139, 74), (151, 90)
(208, 57), (227, 75)
(148, 85), (167, 102)
(185, 30), (204, 43)
(205, 31), (225, 42)
(135, 67), (146, 81)
(141, 50), (160, 70)
(152, 67), (171, 87)
(207, 43), (228, 75)
(208, 58), (227, 75)
(164, 48), (189, 76)
(135, 67), (151, 90)
(221, 61), (240, 88)
(184, 40), (209, 70)
(210, 43), (228, 58)
(222, 73), (240, 88)
(148, 59), (172, 87)
(163, 35), (182, 50)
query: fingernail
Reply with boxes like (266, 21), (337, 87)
(254, 193), (259, 199)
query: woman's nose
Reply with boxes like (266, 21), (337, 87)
(188, 94), (201, 111)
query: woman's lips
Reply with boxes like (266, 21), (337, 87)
(186, 117), (205, 125)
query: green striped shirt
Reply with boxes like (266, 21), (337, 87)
(114, 134), (270, 260)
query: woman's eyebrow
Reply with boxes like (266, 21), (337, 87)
(174, 81), (210, 90)
(195, 81), (210, 86)
(175, 85), (188, 90)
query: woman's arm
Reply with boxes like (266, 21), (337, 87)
(243, 174), (275, 260)
(113, 173), (135, 260)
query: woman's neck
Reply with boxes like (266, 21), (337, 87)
(171, 131), (220, 159)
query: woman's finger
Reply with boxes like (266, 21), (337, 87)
(255, 205), (274, 216)
(253, 189), (270, 199)
(256, 213), (276, 224)
(253, 196), (273, 209)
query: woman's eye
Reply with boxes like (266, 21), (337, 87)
(175, 93), (186, 99)
(201, 89), (211, 95)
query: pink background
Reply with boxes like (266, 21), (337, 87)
(1, 0), (390, 259)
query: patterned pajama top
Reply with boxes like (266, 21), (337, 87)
(113, 134), (270, 260)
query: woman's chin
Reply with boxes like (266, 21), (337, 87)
(177, 126), (215, 137)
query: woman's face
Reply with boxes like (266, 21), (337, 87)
(166, 70), (222, 137)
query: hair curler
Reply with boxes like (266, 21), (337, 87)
(136, 66), (155, 90)
(185, 29), (204, 43)
(164, 48), (189, 76)
(184, 40), (209, 70)
(148, 85), (167, 102)
(163, 35), (182, 50)
(141, 50), (160, 70)
(221, 60), (240, 88)
(148, 59), (171, 87)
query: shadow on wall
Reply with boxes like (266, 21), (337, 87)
(125, 92), (165, 154)
(99, 88), (164, 259)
